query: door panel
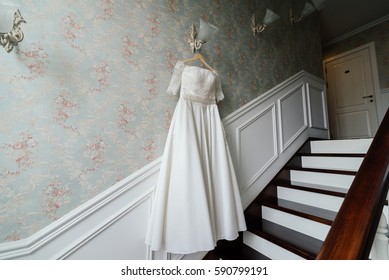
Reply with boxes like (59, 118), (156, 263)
(325, 48), (378, 139)
(336, 111), (371, 139)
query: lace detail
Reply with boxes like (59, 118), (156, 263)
(166, 60), (224, 103)
(215, 75), (224, 102)
(167, 61), (185, 95)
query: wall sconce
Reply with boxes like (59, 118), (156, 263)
(187, 19), (218, 53)
(289, 0), (326, 24)
(0, 6), (26, 52)
(251, 9), (280, 36)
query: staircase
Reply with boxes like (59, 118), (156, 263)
(204, 138), (373, 260)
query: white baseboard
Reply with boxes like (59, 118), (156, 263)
(0, 70), (328, 260)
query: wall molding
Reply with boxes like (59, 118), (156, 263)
(277, 83), (308, 152)
(236, 103), (278, 192)
(0, 158), (161, 260)
(324, 15), (389, 47)
(223, 71), (323, 126)
(53, 189), (154, 260)
(0, 70), (328, 260)
(306, 83), (328, 130)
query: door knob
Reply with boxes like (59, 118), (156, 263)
(362, 95), (373, 99)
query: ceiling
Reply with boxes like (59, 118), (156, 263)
(318, 0), (389, 46)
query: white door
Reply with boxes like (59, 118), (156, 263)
(325, 47), (379, 139)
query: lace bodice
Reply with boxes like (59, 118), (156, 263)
(167, 61), (224, 103)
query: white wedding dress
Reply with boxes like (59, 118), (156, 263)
(145, 61), (246, 254)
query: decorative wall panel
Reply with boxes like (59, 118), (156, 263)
(278, 84), (307, 152)
(307, 84), (327, 130)
(236, 104), (277, 191)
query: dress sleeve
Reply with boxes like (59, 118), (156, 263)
(215, 75), (225, 102)
(166, 61), (184, 95)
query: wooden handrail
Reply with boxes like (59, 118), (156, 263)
(317, 108), (389, 259)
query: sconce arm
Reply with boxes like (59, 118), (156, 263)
(0, 9), (26, 52)
(251, 15), (267, 36)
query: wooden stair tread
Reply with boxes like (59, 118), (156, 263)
(274, 179), (346, 198)
(249, 219), (323, 259)
(217, 244), (271, 260)
(205, 138), (371, 260)
(263, 198), (336, 225)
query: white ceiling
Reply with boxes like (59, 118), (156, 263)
(318, 0), (389, 46)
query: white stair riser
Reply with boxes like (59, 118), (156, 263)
(277, 187), (344, 212)
(243, 231), (304, 260)
(291, 170), (354, 190)
(262, 206), (330, 241)
(301, 156), (363, 172)
(310, 139), (372, 154)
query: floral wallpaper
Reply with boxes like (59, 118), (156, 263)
(323, 20), (389, 89)
(0, 0), (322, 243)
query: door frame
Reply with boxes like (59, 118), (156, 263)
(323, 42), (384, 128)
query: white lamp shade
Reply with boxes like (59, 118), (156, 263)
(300, 2), (315, 17)
(197, 18), (218, 43)
(300, 2), (316, 18)
(312, 0), (326, 11)
(262, 9), (280, 26)
(0, 5), (17, 32)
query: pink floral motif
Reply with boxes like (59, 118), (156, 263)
(200, 14), (209, 22)
(42, 178), (72, 221)
(227, 72), (233, 86)
(147, 13), (160, 37)
(122, 35), (139, 68)
(142, 139), (156, 162)
(17, 44), (49, 80)
(248, 38), (255, 50)
(88, 62), (111, 94)
(53, 91), (79, 133)
(82, 136), (107, 173)
(168, 0), (178, 13)
(1, 132), (38, 177)
(117, 101), (135, 131)
(145, 73), (158, 99)
(227, 27), (233, 40)
(5, 232), (21, 242)
(164, 109), (173, 130)
(214, 0), (222, 15)
(215, 44), (222, 59)
(95, 0), (115, 20)
(166, 51), (177, 70)
(63, 13), (84, 51)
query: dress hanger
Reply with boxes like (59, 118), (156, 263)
(182, 53), (215, 72)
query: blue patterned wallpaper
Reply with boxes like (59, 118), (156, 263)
(0, 0), (322, 242)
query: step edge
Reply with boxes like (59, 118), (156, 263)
(261, 199), (335, 225)
(273, 180), (346, 197)
(246, 222), (320, 259)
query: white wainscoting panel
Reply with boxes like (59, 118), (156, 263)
(307, 83), (328, 130)
(224, 71), (328, 208)
(59, 191), (153, 260)
(0, 159), (161, 260)
(278, 83), (307, 152)
(236, 103), (278, 192)
(0, 70), (328, 260)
